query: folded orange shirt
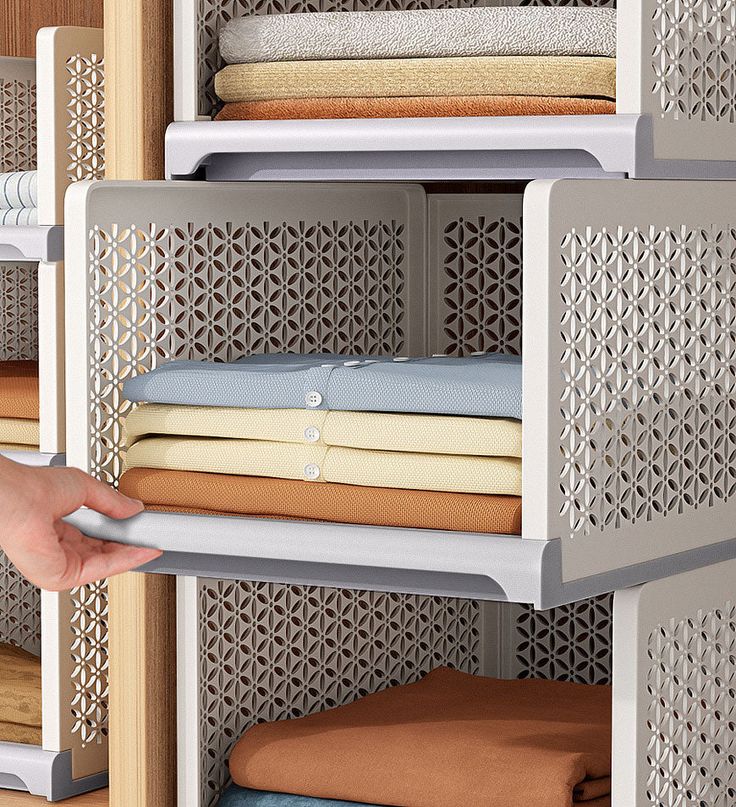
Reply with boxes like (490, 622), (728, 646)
(230, 667), (612, 807)
(0, 361), (39, 420)
(119, 468), (522, 534)
(215, 95), (616, 121)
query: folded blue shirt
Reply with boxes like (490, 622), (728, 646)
(218, 786), (372, 806)
(123, 353), (522, 420)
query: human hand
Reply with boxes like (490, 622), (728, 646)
(0, 456), (161, 591)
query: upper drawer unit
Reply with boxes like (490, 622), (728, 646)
(167, 0), (736, 181)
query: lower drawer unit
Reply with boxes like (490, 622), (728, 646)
(174, 558), (736, 806)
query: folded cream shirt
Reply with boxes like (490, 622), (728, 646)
(124, 404), (522, 458)
(124, 436), (522, 495)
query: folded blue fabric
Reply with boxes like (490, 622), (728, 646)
(218, 785), (371, 806)
(123, 353), (522, 419)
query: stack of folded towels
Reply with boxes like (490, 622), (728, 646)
(118, 353), (523, 535)
(218, 667), (613, 806)
(214, 6), (617, 121)
(0, 361), (39, 452)
(0, 171), (38, 225)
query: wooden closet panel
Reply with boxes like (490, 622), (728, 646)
(0, 0), (104, 57)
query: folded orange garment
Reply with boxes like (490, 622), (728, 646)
(0, 361), (39, 420)
(119, 468), (522, 534)
(230, 667), (612, 807)
(215, 95), (616, 121)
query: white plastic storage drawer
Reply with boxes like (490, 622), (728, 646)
(65, 178), (736, 607)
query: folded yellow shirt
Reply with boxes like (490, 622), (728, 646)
(124, 404), (522, 458)
(0, 417), (39, 447)
(215, 55), (617, 103)
(124, 436), (521, 496)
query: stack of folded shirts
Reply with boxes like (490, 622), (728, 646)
(220, 667), (612, 806)
(0, 172), (38, 226)
(0, 361), (40, 452)
(214, 6), (617, 121)
(118, 353), (523, 535)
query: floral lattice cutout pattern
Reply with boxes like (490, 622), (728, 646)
(69, 581), (109, 747)
(0, 78), (36, 172)
(0, 551), (41, 656)
(198, 580), (482, 807)
(432, 198), (522, 356)
(511, 596), (613, 684)
(66, 52), (105, 181)
(652, 0), (736, 123)
(0, 263), (39, 362)
(646, 601), (736, 805)
(86, 218), (408, 485)
(558, 224), (736, 540)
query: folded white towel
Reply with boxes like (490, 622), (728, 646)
(220, 6), (616, 65)
(0, 207), (37, 225)
(0, 171), (38, 210)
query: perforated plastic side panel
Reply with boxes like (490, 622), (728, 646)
(613, 558), (736, 806)
(428, 193), (522, 356)
(0, 551), (41, 656)
(523, 179), (736, 580)
(0, 263), (39, 361)
(0, 72), (36, 172)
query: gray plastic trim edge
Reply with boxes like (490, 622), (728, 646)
(165, 115), (736, 182)
(66, 510), (736, 608)
(0, 225), (64, 262)
(0, 743), (108, 801)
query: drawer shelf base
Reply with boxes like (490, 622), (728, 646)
(66, 510), (736, 608)
(0, 226), (64, 263)
(166, 114), (736, 182)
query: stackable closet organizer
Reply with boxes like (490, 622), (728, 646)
(0, 28), (108, 800)
(63, 0), (736, 804)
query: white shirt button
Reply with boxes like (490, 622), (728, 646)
(304, 426), (321, 443)
(305, 391), (323, 408)
(304, 463), (321, 480)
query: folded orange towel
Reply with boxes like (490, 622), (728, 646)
(0, 361), (39, 420)
(119, 468), (522, 534)
(215, 95), (616, 121)
(230, 667), (611, 807)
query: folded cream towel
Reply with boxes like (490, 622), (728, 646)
(215, 56), (617, 103)
(220, 7), (617, 64)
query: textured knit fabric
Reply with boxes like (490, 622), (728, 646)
(0, 443), (37, 452)
(119, 469), (523, 534)
(0, 417), (39, 446)
(230, 667), (612, 807)
(0, 171), (38, 209)
(123, 437), (522, 495)
(220, 786), (372, 807)
(0, 643), (42, 746)
(216, 95), (617, 121)
(214, 56), (617, 103)
(123, 354), (523, 419)
(219, 7), (617, 65)
(0, 361), (39, 420)
(0, 207), (38, 225)
(125, 404), (523, 458)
